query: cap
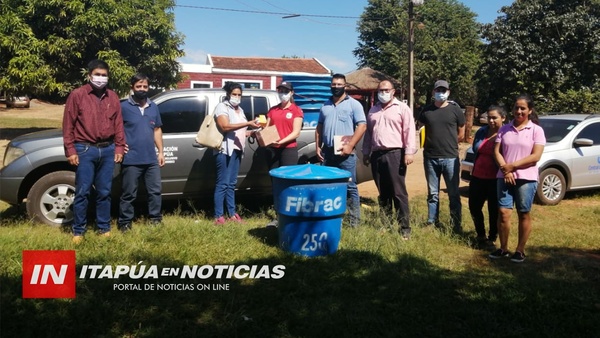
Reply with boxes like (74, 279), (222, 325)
(277, 81), (294, 91)
(434, 80), (449, 90)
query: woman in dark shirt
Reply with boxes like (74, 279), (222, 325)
(469, 106), (506, 248)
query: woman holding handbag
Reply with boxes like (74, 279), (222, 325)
(213, 82), (260, 225)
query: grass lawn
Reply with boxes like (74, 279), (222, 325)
(1, 109), (599, 337)
(1, 192), (600, 337)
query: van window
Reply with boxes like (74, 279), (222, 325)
(253, 96), (269, 116)
(238, 96), (271, 121)
(158, 96), (207, 133)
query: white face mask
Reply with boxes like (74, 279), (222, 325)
(377, 92), (392, 104)
(229, 96), (241, 106)
(434, 91), (449, 102)
(90, 75), (108, 89)
(278, 92), (292, 102)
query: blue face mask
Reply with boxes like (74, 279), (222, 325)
(434, 91), (449, 102)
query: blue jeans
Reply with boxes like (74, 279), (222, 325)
(424, 157), (462, 229)
(119, 163), (162, 225)
(214, 150), (241, 218)
(497, 179), (538, 212)
(323, 148), (360, 226)
(72, 143), (115, 235)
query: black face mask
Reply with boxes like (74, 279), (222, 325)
(133, 90), (148, 100)
(331, 86), (345, 97)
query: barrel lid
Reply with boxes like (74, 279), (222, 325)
(269, 164), (351, 180)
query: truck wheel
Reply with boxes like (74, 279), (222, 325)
(26, 171), (76, 226)
(536, 168), (566, 206)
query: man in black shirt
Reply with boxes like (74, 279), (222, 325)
(418, 80), (465, 232)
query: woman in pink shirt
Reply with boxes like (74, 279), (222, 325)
(489, 94), (546, 263)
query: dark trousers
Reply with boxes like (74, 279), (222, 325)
(371, 149), (410, 230)
(266, 147), (298, 169)
(468, 176), (498, 241)
(119, 163), (162, 225)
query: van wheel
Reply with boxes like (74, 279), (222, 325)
(297, 155), (320, 165)
(26, 171), (76, 226)
(536, 168), (566, 206)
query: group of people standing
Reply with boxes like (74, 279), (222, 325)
(419, 81), (546, 263)
(62, 60), (546, 263)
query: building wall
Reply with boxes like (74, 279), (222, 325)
(178, 72), (282, 90)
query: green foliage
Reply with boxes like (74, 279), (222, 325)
(354, 0), (483, 106)
(478, 0), (600, 111)
(543, 85), (600, 114)
(0, 0), (184, 100)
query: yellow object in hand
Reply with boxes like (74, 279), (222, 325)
(257, 115), (267, 127)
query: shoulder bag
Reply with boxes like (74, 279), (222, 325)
(195, 113), (223, 149)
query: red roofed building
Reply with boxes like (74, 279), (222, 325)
(178, 55), (331, 90)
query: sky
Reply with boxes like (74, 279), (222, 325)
(174, 0), (514, 74)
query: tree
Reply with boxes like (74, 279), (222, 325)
(0, 0), (184, 100)
(479, 0), (600, 113)
(354, 0), (482, 106)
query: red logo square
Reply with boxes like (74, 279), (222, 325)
(22, 250), (76, 299)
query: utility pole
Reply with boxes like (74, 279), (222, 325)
(408, 0), (424, 112)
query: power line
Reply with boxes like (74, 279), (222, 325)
(173, 4), (360, 19)
(258, 0), (354, 26)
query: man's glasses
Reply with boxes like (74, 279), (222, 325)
(434, 88), (447, 93)
(378, 89), (393, 93)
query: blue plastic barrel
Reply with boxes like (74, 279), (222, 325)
(269, 164), (350, 257)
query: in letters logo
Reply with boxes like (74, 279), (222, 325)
(22, 250), (76, 298)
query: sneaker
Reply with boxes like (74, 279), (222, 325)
(477, 237), (495, 250)
(229, 213), (244, 223)
(484, 239), (496, 249)
(510, 251), (526, 263)
(489, 249), (510, 259)
(423, 221), (435, 228)
(266, 220), (278, 228)
(72, 235), (83, 244)
(214, 216), (226, 225)
(401, 230), (411, 241)
(119, 223), (132, 233)
(99, 231), (111, 238)
(149, 219), (162, 226)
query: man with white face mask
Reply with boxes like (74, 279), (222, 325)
(62, 59), (126, 243)
(418, 80), (465, 233)
(362, 80), (416, 240)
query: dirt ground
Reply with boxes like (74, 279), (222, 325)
(0, 100), (65, 161)
(0, 100), (469, 198)
(358, 146), (470, 198)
